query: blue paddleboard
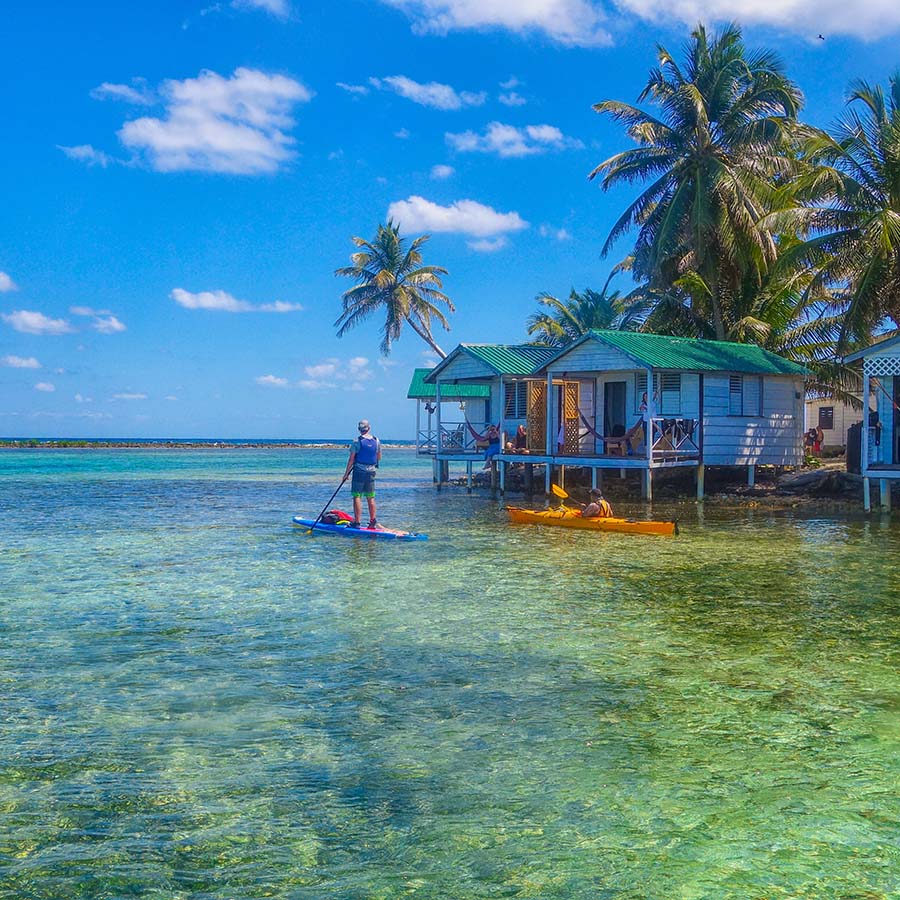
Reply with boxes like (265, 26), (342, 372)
(292, 516), (428, 541)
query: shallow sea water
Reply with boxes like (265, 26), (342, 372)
(1, 448), (899, 899)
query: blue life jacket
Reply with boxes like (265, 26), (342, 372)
(355, 433), (379, 466)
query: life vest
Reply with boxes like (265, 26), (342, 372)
(355, 433), (379, 466)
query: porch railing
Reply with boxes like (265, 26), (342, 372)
(650, 417), (701, 462)
(437, 421), (492, 454)
(417, 429), (437, 455)
(866, 426), (883, 466)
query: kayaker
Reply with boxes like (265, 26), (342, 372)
(581, 489), (612, 518)
(343, 419), (382, 529)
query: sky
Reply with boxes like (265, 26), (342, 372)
(2, 0), (900, 439)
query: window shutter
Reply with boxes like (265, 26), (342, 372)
(634, 373), (647, 413)
(818, 406), (834, 430)
(660, 373), (682, 414)
(729, 375), (743, 415)
(743, 376), (762, 417)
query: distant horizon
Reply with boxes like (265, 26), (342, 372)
(0, 435), (417, 443)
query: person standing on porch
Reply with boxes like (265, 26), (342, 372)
(343, 420), (382, 529)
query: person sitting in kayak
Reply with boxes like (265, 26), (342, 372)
(581, 488), (612, 518)
(343, 419), (382, 529)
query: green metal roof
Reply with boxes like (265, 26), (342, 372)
(424, 343), (557, 382)
(554, 330), (809, 376)
(407, 368), (491, 399)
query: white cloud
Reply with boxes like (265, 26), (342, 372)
(299, 356), (373, 390)
(336, 82), (370, 96)
(115, 67), (313, 174)
(500, 76), (520, 89)
(93, 315), (127, 334)
(165, 395), (178, 401)
(75, 393), (93, 403)
(2, 355), (41, 368)
(232, 0), (289, 17)
(112, 392), (148, 400)
(387, 195), (528, 237)
(394, 128), (411, 139)
(370, 75), (485, 110)
(380, 0), (610, 46)
(170, 288), (303, 313)
(430, 164), (455, 179)
(616, 0), (900, 40)
(539, 224), (571, 241)
(305, 361), (337, 379)
(256, 374), (289, 387)
(498, 91), (526, 106)
(35, 382), (55, 392)
(58, 144), (114, 167)
(0, 272), (18, 292)
(447, 122), (582, 157)
(468, 236), (509, 252)
(298, 379), (334, 391)
(70, 305), (110, 316)
(2, 310), (74, 335)
(91, 80), (155, 104)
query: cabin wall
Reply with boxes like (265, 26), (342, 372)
(877, 375), (895, 464)
(546, 341), (637, 374)
(702, 375), (804, 465)
(434, 354), (497, 382)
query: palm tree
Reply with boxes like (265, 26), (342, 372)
(767, 75), (900, 346)
(526, 273), (639, 347)
(335, 221), (454, 357)
(589, 23), (803, 340)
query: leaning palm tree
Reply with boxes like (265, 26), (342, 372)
(335, 221), (454, 357)
(526, 273), (639, 347)
(766, 75), (900, 347)
(589, 23), (803, 340)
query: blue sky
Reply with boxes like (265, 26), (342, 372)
(2, 0), (899, 439)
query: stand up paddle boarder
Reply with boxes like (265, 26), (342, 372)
(343, 419), (382, 529)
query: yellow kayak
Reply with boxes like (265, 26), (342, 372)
(506, 506), (677, 536)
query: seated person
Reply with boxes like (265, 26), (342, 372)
(514, 424), (528, 451)
(482, 424), (501, 466)
(581, 489), (613, 518)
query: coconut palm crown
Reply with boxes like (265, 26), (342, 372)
(335, 221), (454, 357)
(589, 23), (803, 341)
(768, 75), (900, 346)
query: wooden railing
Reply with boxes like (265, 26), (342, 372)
(437, 421), (493, 454)
(650, 417), (701, 461)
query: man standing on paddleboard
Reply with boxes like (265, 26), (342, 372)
(343, 419), (382, 529)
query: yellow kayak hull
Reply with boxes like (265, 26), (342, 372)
(506, 506), (676, 536)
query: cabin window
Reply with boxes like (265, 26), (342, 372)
(818, 406), (834, 430)
(504, 381), (528, 419)
(634, 373), (682, 414)
(729, 375), (763, 416)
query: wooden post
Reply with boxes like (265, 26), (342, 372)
(863, 476), (870, 511)
(748, 465), (755, 487)
(545, 463), (551, 494)
(490, 459), (498, 498)
(559, 465), (565, 492)
(499, 378), (506, 449)
(697, 464), (705, 501)
(466, 461), (473, 493)
(642, 468), (653, 501)
(645, 367), (656, 462)
(591, 467), (598, 490)
(416, 399), (421, 455)
(880, 479), (891, 511)
(432, 457), (438, 485)
(435, 379), (443, 454)
(861, 370), (870, 474)
(524, 463), (534, 496)
(546, 371), (554, 457)
(499, 460), (506, 495)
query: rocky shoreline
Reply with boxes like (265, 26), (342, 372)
(0, 440), (413, 450)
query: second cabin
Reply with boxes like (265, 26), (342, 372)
(416, 330), (809, 499)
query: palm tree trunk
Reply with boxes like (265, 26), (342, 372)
(404, 315), (447, 358)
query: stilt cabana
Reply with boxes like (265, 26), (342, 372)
(844, 335), (900, 511)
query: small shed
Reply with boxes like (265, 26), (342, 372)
(844, 334), (900, 510)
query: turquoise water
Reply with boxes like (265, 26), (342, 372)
(1, 449), (899, 899)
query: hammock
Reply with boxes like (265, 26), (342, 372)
(578, 411), (643, 443)
(465, 419), (500, 442)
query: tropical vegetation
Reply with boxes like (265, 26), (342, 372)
(335, 221), (454, 358)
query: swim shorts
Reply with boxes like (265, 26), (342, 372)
(351, 464), (376, 498)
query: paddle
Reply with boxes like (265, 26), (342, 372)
(550, 482), (572, 510)
(306, 473), (349, 535)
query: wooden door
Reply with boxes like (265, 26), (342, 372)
(562, 382), (580, 454)
(527, 381), (546, 451)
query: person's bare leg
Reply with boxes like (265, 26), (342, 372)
(367, 496), (377, 525)
(353, 496), (362, 524)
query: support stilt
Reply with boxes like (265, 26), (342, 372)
(490, 460), (498, 499)
(748, 465), (756, 487)
(499, 460), (506, 495)
(863, 477), (871, 511)
(545, 464), (551, 495)
(642, 468), (653, 501)
(559, 465), (565, 492)
(591, 468), (598, 490)
(696, 464), (705, 501)
(524, 463), (534, 497)
(466, 461), (473, 494)
(880, 479), (891, 511)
